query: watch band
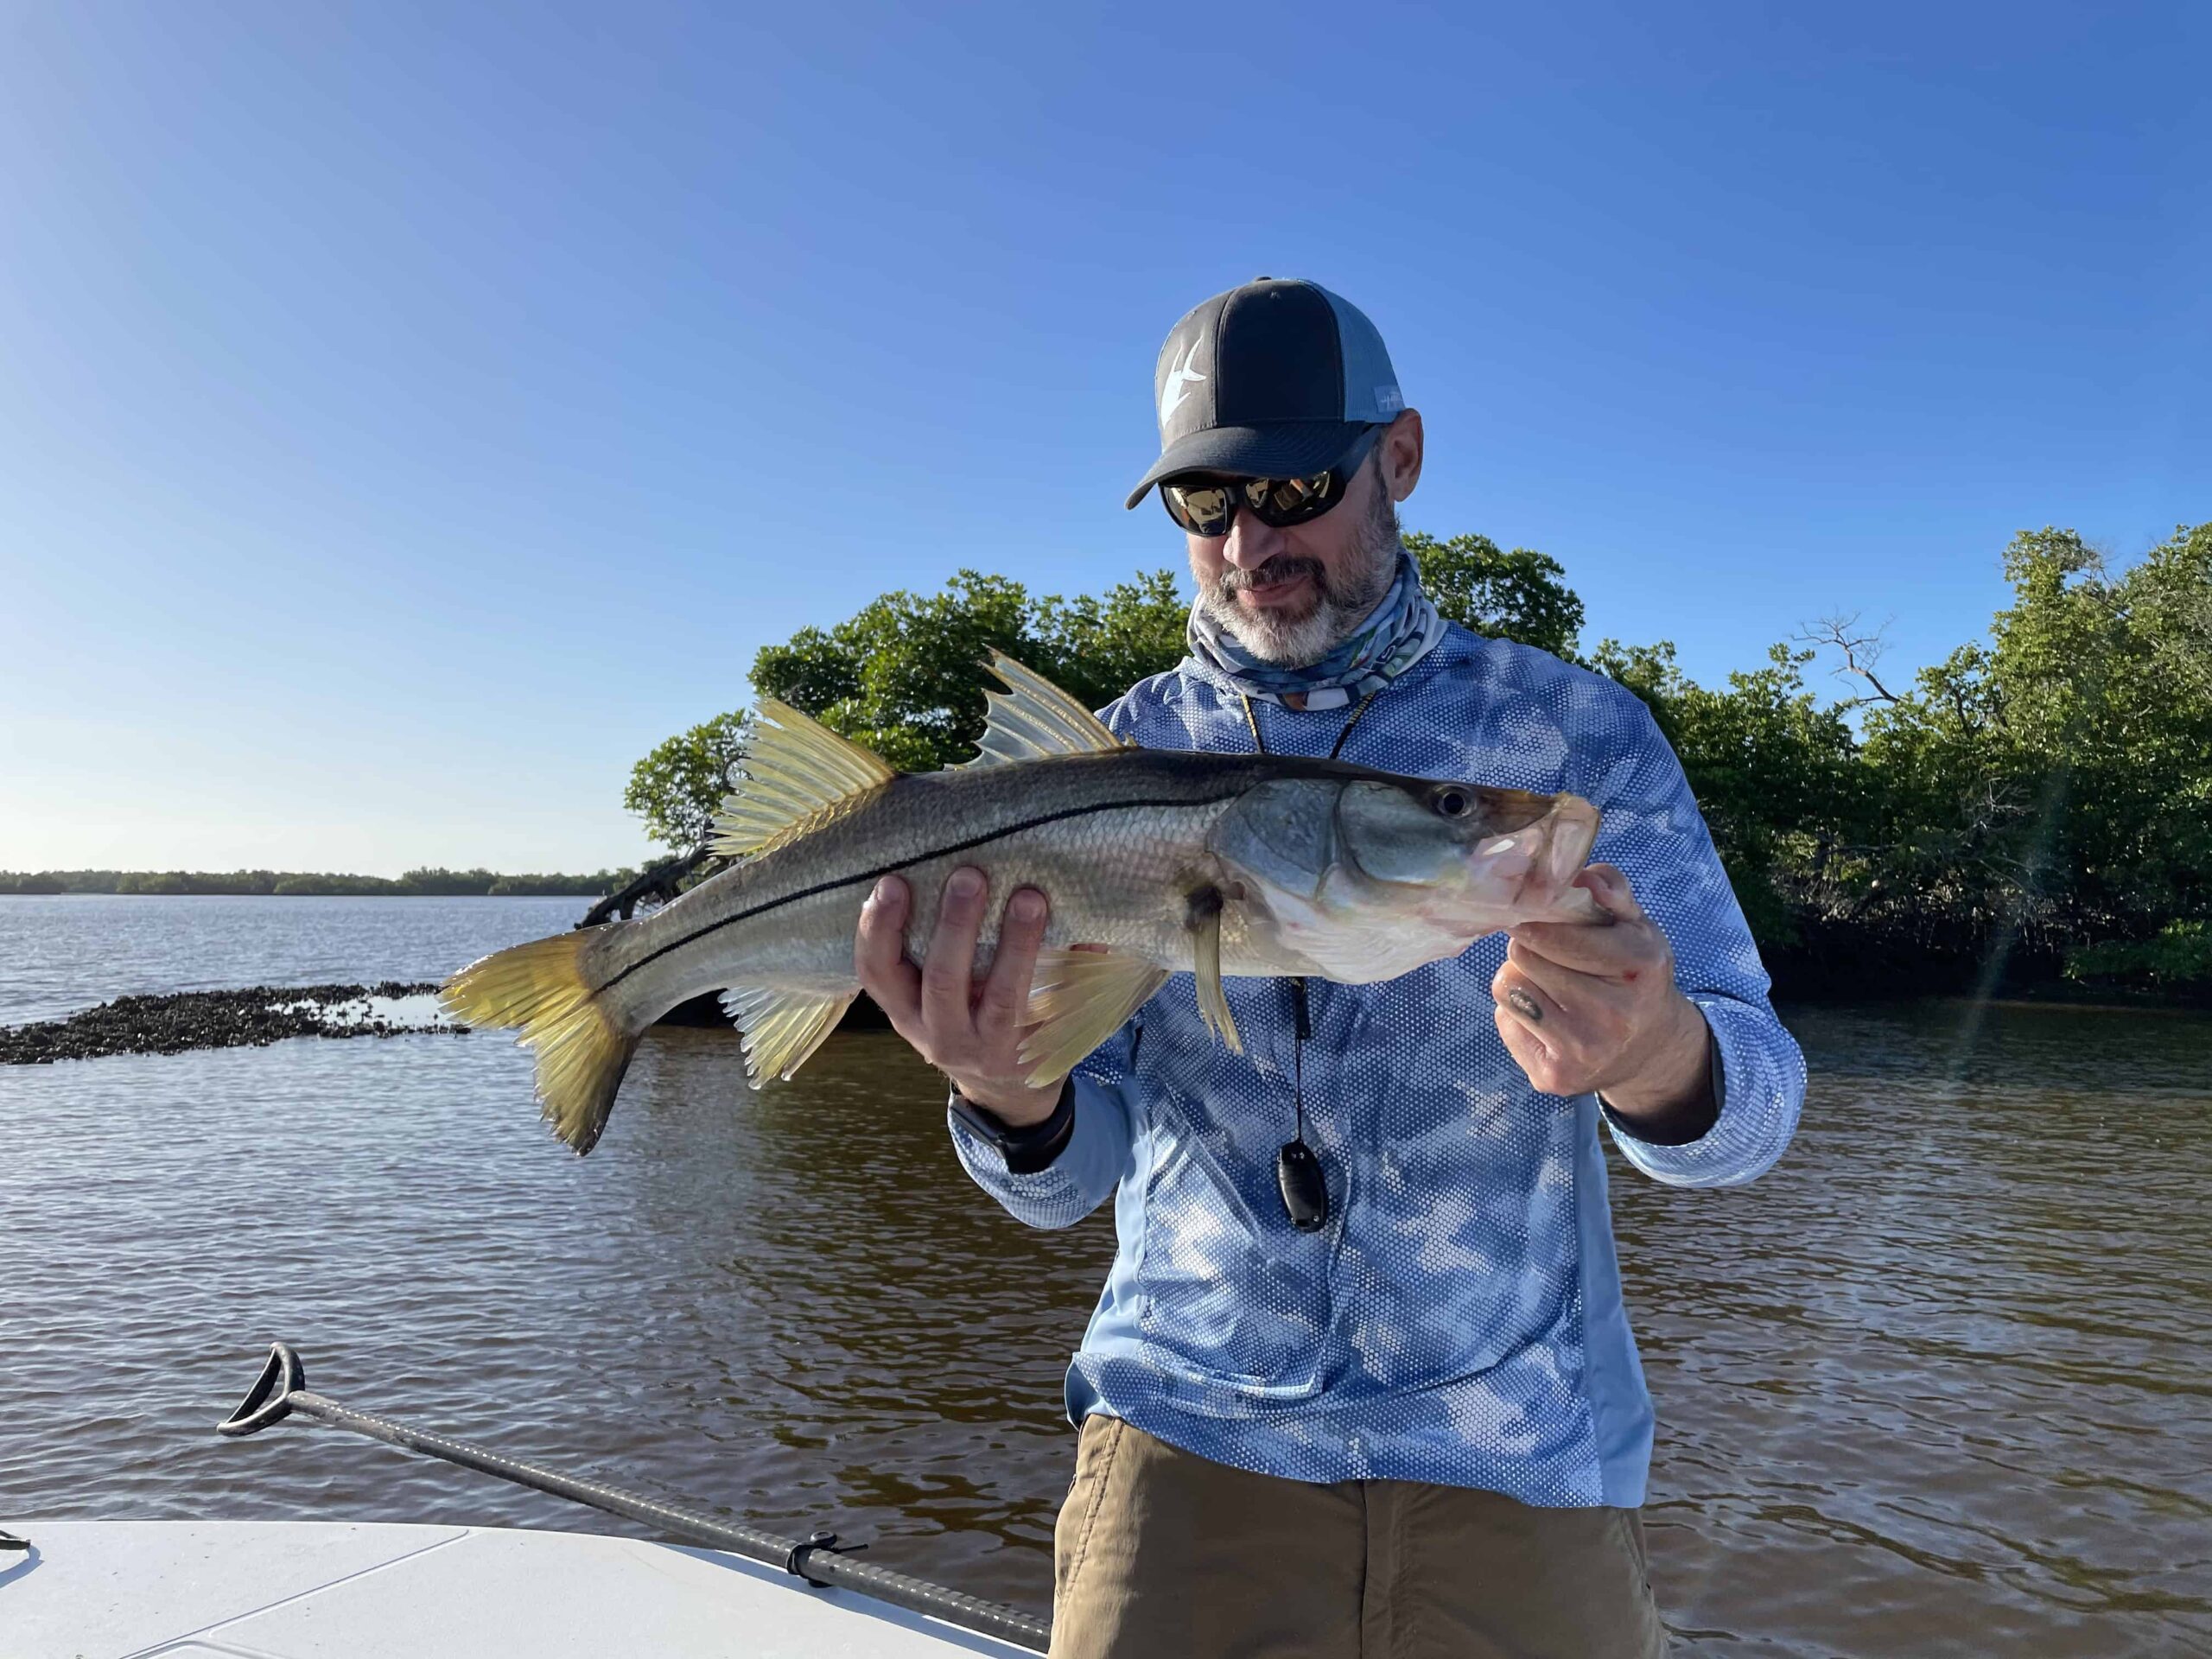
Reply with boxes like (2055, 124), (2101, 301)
(948, 1077), (1077, 1174)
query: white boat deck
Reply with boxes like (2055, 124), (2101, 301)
(1, 1520), (1038, 1659)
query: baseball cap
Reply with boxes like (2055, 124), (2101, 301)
(1124, 277), (1405, 511)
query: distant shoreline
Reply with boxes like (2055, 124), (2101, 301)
(0, 890), (599, 898)
(0, 866), (639, 899)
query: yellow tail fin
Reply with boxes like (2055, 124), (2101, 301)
(441, 932), (637, 1154)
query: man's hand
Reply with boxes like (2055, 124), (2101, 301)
(855, 866), (1064, 1127)
(1491, 863), (1713, 1125)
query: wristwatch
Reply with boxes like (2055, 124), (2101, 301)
(948, 1077), (1077, 1174)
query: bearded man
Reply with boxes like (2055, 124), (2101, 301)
(855, 278), (1805, 1658)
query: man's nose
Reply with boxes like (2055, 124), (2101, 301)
(1221, 505), (1286, 569)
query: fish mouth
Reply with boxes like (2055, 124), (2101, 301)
(1447, 792), (1602, 916)
(1469, 787), (1565, 838)
(1543, 794), (1601, 874)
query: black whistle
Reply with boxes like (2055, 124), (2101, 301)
(1277, 1140), (1329, 1232)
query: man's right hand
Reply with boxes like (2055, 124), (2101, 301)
(855, 866), (1064, 1127)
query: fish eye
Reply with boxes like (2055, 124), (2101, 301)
(1433, 787), (1471, 818)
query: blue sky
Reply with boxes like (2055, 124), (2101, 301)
(3, 2), (2205, 874)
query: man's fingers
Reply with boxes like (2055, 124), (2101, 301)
(1494, 1001), (1556, 1078)
(1492, 959), (1565, 1039)
(855, 875), (923, 1029)
(977, 887), (1048, 1039)
(1511, 913), (1653, 975)
(921, 866), (988, 1034)
(1504, 937), (1607, 1004)
(1576, 862), (1645, 920)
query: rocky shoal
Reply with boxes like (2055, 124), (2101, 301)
(1, 982), (461, 1065)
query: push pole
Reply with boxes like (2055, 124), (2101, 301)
(218, 1342), (1049, 1652)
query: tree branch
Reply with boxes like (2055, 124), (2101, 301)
(577, 848), (720, 928)
(1796, 612), (1902, 707)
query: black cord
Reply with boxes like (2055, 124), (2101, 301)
(1240, 691), (1378, 1234)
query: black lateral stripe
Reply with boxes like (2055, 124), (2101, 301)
(597, 791), (1234, 993)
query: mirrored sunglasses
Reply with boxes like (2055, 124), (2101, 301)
(1159, 425), (1384, 539)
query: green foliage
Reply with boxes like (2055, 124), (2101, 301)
(750, 568), (1191, 772)
(2064, 921), (2212, 988)
(622, 711), (753, 854)
(1842, 525), (2212, 961)
(1588, 640), (1864, 946)
(1404, 531), (1586, 660)
(1588, 522), (2212, 975)
(621, 518), (2210, 993)
(1029, 570), (1194, 712)
(272, 873), (399, 896)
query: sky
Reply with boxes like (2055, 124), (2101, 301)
(2, 2), (2206, 875)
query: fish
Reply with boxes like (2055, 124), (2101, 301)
(442, 653), (1606, 1154)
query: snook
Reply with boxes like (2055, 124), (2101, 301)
(443, 655), (1605, 1154)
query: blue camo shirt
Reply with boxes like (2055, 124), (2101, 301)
(948, 624), (1806, 1507)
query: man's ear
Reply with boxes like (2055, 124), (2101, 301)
(1379, 410), (1424, 503)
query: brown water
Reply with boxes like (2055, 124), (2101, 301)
(4, 945), (2209, 1654)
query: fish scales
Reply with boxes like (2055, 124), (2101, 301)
(442, 655), (1605, 1154)
(594, 749), (1347, 1010)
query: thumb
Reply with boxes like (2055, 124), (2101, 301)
(1575, 863), (1645, 921)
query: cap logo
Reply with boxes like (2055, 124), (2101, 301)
(1159, 337), (1208, 428)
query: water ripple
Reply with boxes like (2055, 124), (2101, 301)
(2, 906), (2208, 1652)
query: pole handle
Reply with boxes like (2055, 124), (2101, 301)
(218, 1341), (306, 1437)
(213, 1342), (1050, 1651)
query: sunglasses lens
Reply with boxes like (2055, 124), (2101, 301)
(1245, 473), (1336, 524)
(1160, 429), (1378, 535)
(1164, 481), (1235, 537)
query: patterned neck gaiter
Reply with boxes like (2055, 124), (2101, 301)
(1183, 548), (1447, 711)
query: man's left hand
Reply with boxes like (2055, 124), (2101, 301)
(1491, 863), (1713, 1122)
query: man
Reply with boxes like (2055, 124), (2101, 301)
(855, 278), (1805, 1657)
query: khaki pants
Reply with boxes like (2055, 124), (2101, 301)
(1052, 1417), (1669, 1659)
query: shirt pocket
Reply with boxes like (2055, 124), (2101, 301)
(1128, 998), (1331, 1400)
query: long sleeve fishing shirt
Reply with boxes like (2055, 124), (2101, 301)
(948, 624), (1805, 1507)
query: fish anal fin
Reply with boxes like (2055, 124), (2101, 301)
(1185, 885), (1243, 1055)
(710, 702), (899, 859)
(1018, 948), (1169, 1086)
(957, 651), (1134, 769)
(720, 983), (858, 1084)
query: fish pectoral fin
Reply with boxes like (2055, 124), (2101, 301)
(1018, 948), (1169, 1086)
(720, 984), (857, 1085)
(710, 702), (898, 859)
(1185, 886), (1243, 1055)
(956, 651), (1134, 769)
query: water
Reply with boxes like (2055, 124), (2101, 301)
(3, 898), (2209, 1656)
(0, 893), (588, 1025)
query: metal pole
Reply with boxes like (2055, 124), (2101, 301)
(218, 1342), (1049, 1653)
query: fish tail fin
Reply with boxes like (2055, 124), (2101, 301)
(441, 931), (639, 1154)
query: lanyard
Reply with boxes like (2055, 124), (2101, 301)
(1235, 689), (1382, 764)
(1233, 690), (1381, 1233)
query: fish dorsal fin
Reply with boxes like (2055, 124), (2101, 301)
(1018, 948), (1170, 1086)
(720, 983), (857, 1084)
(957, 651), (1132, 770)
(709, 701), (899, 858)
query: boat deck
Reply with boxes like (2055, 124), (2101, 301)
(1, 1520), (1037, 1659)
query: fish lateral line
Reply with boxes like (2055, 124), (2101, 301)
(594, 788), (1249, 995)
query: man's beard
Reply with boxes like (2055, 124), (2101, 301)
(1194, 481), (1403, 667)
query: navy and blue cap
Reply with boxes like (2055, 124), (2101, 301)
(1124, 277), (1405, 511)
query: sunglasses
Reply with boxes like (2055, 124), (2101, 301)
(1159, 425), (1384, 538)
